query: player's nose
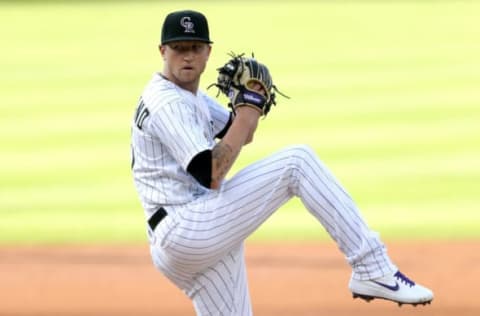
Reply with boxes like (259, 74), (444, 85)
(183, 50), (195, 61)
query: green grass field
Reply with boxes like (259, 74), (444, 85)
(1, 0), (479, 244)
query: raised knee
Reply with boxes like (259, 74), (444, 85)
(290, 144), (316, 159)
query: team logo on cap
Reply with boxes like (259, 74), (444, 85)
(180, 17), (195, 33)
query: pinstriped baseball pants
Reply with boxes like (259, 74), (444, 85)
(150, 144), (396, 316)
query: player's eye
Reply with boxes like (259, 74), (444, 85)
(169, 43), (205, 53)
(171, 45), (189, 52)
(193, 44), (206, 53)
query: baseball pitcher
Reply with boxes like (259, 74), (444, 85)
(130, 9), (434, 316)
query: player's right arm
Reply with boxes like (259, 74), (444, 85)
(188, 83), (264, 189)
(186, 106), (260, 190)
(210, 107), (260, 189)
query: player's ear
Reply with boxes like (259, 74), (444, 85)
(205, 44), (212, 60)
(159, 45), (166, 60)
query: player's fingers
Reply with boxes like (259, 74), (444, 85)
(248, 82), (266, 95)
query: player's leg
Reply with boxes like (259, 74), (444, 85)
(168, 145), (391, 277)
(149, 226), (252, 315)
(191, 243), (252, 316)
(165, 144), (432, 305)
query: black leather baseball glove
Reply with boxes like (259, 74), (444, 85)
(210, 53), (288, 116)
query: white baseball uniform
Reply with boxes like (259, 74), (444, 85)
(131, 73), (397, 316)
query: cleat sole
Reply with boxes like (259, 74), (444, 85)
(352, 293), (375, 302)
(352, 293), (433, 307)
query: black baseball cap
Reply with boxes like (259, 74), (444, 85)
(161, 10), (213, 45)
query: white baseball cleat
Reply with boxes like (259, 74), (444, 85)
(349, 271), (434, 306)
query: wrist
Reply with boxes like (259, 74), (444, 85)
(235, 106), (262, 120)
(233, 107), (259, 136)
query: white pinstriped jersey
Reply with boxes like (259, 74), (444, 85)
(131, 73), (230, 217)
(131, 73), (396, 316)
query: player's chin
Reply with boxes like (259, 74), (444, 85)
(178, 69), (199, 81)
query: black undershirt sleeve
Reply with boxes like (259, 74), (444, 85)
(187, 149), (212, 188)
(188, 112), (232, 187)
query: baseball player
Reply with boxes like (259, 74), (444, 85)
(130, 9), (434, 316)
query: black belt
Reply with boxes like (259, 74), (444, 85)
(148, 207), (167, 231)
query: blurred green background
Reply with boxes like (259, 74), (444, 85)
(1, 0), (479, 245)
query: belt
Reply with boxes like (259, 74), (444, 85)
(148, 207), (167, 231)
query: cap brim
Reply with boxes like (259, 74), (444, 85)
(161, 37), (213, 45)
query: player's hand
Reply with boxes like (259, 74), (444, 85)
(235, 82), (264, 144)
(238, 81), (265, 118)
(210, 54), (288, 117)
(236, 81), (264, 120)
(248, 82), (266, 95)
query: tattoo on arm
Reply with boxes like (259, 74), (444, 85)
(211, 142), (237, 185)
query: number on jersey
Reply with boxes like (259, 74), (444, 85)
(134, 98), (150, 130)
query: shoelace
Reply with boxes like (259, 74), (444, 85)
(394, 271), (416, 287)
